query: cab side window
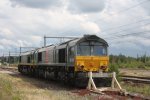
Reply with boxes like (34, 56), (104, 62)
(69, 47), (75, 63)
(38, 52), (42, 63)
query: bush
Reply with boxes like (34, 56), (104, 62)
(109, 64), (119, 74)
(145, 62), (150, 67)
(137, 65), (146, 69)
(109, 64), (121, 81)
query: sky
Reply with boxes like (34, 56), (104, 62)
(0, 0), (150, 57)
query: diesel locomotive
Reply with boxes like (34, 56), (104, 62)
(18, 35), (110, 87)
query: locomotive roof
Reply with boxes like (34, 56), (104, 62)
(78, 35), (108, 46)
(37, 45), (55, 52)
(20, 50), (35, 56)
(19, 35), (108, 56)
(37, 35), (108, 50)
(59, 35), (108, 47)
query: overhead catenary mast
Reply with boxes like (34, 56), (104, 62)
(44, 35), (79, 47)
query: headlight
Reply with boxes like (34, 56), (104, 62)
(100, 66), (107, 70)
(77, 65), (84, 70)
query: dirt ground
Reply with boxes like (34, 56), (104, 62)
(119, 68), (150, 77)
(0, 66), (149, 100)
(0, 67), (88, 100)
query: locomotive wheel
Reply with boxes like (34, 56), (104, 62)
(35, 68), (40, 78)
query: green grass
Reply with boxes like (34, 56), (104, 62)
(121, 82), (150, 97)
(0, 74), (21, 100)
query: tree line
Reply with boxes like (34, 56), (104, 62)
(109, 54), (150, 69)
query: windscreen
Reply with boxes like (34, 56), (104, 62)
(77, 41), (107, 56)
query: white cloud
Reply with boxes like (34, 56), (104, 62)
(0, 28), (14, 39)
(10, 0), (62, 9)
(80, 22), (101, 34)
(0, 39), (18, 47)
(68, 0), (106, 13)
(141, 24), (150, 31)
(136, 0), (150, 15)
(0, 45), (4, 50)
(30, 36), (42, 42)
(17, 40), (32, 47)
(0, 0), (150, 56)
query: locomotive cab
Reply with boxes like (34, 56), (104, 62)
(74, 35), (109, 72)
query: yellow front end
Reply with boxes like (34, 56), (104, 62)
(75, 56), (109, 72)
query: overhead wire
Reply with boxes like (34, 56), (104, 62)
(57, 0), (150, 38)
(102, 22), (150, 38)
(107, 31), (150, 41)
(100, 18), (150, 33)
(106, 30), (150, 45)
(114, 0), (150, 14)
(92, 0), (150, 24)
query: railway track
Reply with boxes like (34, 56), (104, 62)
(0, 66), (18, 72)
(1, 66), (150, 84)
(121, 75), (150, 84)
